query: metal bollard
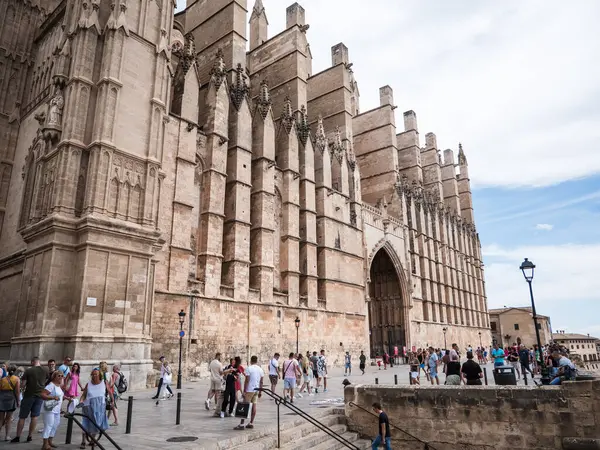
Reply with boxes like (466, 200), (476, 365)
(483, 367), (488, 385)
(375, 378), (378, 385)
(394, 374), (398, 385)
(176, 392), (182, 425)
(523, 371), (528, 386)
(65, 416), (73, 444)
(125, 396), (133, 434)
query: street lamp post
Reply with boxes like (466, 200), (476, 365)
(294, 317), (300, 355)
(442, 327), (448, 350)
(478, 331), (482, 348)
(177, 309), (186, 389)
(519, 258), (551, 385)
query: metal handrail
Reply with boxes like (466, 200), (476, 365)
(348, 401), (438, 450)
(257, 388), (360, 449)
(64, 412), (123, 450)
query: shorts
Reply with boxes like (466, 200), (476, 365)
(19, 396), (43, 419)
(303, 374), (310, 382)
(419, 363), (425, 369)
(411, 372), (419, 379)
(317, 371), (326, 379)
(211, 380), (223, 391)
(344, 363), (351, 369)
(244, 392), (258, 404)
(284, 378), (296, 389)
(312, 369), (318, 378)
(269, 375), (279, 385)
(429, 368), (438, 378)
(359, 364), (365, 370)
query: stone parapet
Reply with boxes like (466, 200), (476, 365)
(345, 381), (600, 450)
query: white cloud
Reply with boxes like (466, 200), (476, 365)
(535, 224), (553, 231)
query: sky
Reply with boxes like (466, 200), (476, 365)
(176, 1), (600, 337)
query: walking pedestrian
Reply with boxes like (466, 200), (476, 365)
(155, 360), (173, 405)
(298, 355), (312, 395)
(519, 345), (533, 379)
(221, 357), (240, 418)
(428, 346), (440, 385)
(106, 365), (121, 426)
(152, 356), (172, 399)
(234, 355), (264, 430)
(206, 353), (224, 412)
(491, 343), (505, 367)
(317, 350), (328, 393)
(80, 368), (109, 449)
(344, 352), (352, 376)
(370, 402), (391, 450)
(359, 351), (366, 375)
(268, 353), (280, 395)
(507, 347), (521, 378)
(282, 353), (301, 403)
(40, 371), (64, 450)
(310, 352), (319, 391)
(10, 357), (46, 443)
(0, 364), (20, 441)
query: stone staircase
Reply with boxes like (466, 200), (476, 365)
(218, 407), (370, 450)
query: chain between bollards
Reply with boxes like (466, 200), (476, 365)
(176, 392), (182, 425)
(125, 396), (133, 434)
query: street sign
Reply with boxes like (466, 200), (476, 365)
(179, 330), (185, 338)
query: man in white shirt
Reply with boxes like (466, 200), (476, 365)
(268, 353), (280, 394)
(206, 353), (224, 412)
(428, 346), (440, 385)
(234, 355), (264, 430)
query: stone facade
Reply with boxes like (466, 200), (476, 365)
(0, 0), (489, 388)
(490, 306), (553, 349)
(345, 382), (600, 450)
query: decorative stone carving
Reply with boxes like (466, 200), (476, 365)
(347, 144), (357, 172)
(230, 63), (249, 111)
(210, 49), (226, 91)
(180, 33), (197, 75)
(458, 143), (467, 165)
(281, 97), (295, 134)
(296, 105), (310, 146)
(330, 127), (344, 163)
(47, 87), (64, 127)
(314, 116), (327, 154)
(256, 80), (271, 120)
(350, 209), (357, 226)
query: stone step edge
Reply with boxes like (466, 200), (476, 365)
(215, 406), (343, 449)
(281, 429), (363, 450)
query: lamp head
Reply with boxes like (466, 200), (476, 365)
(519, 258), (535, 282)
(294, 317), (300, 328)
(178, 309), (186, 324)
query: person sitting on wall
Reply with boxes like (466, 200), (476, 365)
(549, 351), (576, 385)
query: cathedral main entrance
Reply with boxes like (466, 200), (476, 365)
(368, 248), (406, 358)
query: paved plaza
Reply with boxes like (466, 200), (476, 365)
(0, 361), (522, 450)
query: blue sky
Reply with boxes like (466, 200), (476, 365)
(176, 0), (600, 335)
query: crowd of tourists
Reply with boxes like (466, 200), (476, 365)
(0, 356), (128, 449)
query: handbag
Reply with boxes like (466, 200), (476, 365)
(44, 385), (59, 411)
(234, 401), (252, 419)
(163, 371), (173, 385)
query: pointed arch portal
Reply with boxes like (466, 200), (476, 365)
(368, 248), (407, 357)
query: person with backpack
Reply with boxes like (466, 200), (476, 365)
(106, 365), (121, 427)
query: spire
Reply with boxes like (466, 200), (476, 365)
(251, 0), (266, 17)
(256, 80), (271, 120)
(315, 116), (327, 154)
(281, 97), (295, 134)
(230, 63), (249, 111)
(296, 105), (310, 146)
(458, 142), (467, 165)
(250, 0), (268, 51)
(210, 49), (227, 91)
(180, 33), (197, 75)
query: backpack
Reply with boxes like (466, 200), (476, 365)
(116, 372), (128, 394)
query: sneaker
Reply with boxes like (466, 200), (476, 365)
(324, 389), (328, 392)
(27, 436), (33, 442)
(226, 412), (233, 417)
(314, 388), (318, 394)
(308, 393), (314, 396)
(167, 393), (174, 399)
(296, 393), (303, 398)
(151, 396), (158, 399)
(234, 425), (245, 430)
(10, 437), (19, 443)
(220, 411), (225, 418)
(205, 399), (210, 410)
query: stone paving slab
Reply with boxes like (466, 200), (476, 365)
(0, 361), (526, 450)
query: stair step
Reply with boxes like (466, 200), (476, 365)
(309, 432), (371, 450)
(218, 407), (343, 450)
(281, 425), (362, 450)
(227, 412), (345, 450)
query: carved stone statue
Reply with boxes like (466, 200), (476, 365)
(47, 87), (65, 127)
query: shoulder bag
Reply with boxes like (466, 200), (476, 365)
(44, 385), (59, 411)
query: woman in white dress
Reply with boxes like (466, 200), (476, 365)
(80, 368), (109, 449)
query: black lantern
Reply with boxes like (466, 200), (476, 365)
(442, 327), (448, 350)
(294, 317), (300, 354)
(177, 309), (186, 389)
(519, 258), (535, 282)
(178, 309), (186, 325)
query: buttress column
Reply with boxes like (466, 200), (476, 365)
(276, 98), (300, 305)
(221, 64), (252, 298)
(250, 81), (275, 303)
(197, 51), (230, 297)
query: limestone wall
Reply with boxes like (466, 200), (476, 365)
(345, 382), (600, 450)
